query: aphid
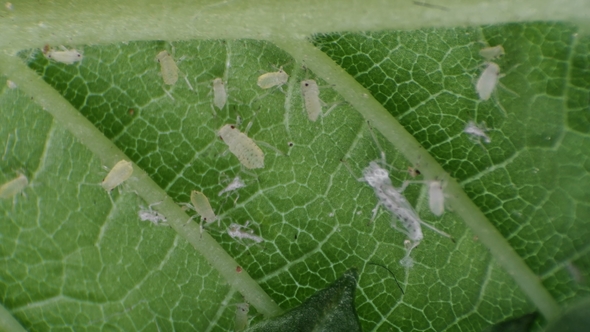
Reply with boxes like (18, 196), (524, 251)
(138, 202), (167, 225)
(44, 46), (83, 65)
(101, 160), (133, 192)
(479, 45), (505, 61)
(227, 221), (263, 244)
(428, 181), (444, 216)
(257, 66), (289, 89)
(188, 190), (218, 230)
(218, 176), (246, 197)
(300, 79), (322, 121)
(235, 303), (250, 332)
(212, 78), (227, 110)
(0, 173), (28, 199)
(464, 121), (491, 144)
(476, 62), (501, 101)
(218, 124), (264, 169)
(6, 80), (17, 89)
(156, 50), (179, 85)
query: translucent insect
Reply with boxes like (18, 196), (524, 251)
(464, 120), (491, 144)
(428, 181), (444, 216)
(407, 166), (421, 178)
(227, 221), (263, 244)
(6, 80), (17, 89)
(101, 160), (133, 192)
(43, 46), (83, 65)
(187, 190), (218, 231)
(257, 66), (289, 89)
(218, 124), (264, 169)
(0, 173), (28, 199)
(156, 50), (179, 85)
(479, 45), (505, 61)
(300, 79), (322, 122)
(218, 176), (246, 197)
(212, 78), (227, 110)
(476, 62), (501, 101)
(234, 303), (250, 332)
(138, 202), (167, 225)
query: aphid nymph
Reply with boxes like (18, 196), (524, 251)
(44, 46), (83, 65)
(300, 79), (323, 122)
(476, 62), (501, 101)
(213, 78), (227, 110)
(428, 181), (445, 216)
(257, 66), (289, 89)
(101, 160), (133, 192)
(479, 45), (505, 61)
(234, 303), (250, 332)
(156, 50), (179, 85)
(218, 124), (264, 169)
(187, 190), (218, 231)
(0, 173), (28, 199)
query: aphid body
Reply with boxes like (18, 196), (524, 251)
(428, 181), (444, 216)
(101, 160), (133, 192)
(44, 47), (83, 65)
(218, 176), (246, 196)
(464, 121), (491, 144)
(0, 173), (28, 199)
(476, 62), (501, 101)
(257, 66), (288, 89)
(6, 80), (17, 89)
(234, 303), (250, 332)
(156, 50), (179, 85)
(212, 78), (227, 110)
(190, 190), (217, 225)
(218, 124), (264, 169)
(479, 45), (505, 61)
(300, 79), (322, 122)
(227, 222), (263, 243)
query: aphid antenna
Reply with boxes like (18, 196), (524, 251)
(162, 86), (175, 101)
(367, 262), (405, 295)
(416, 219), (455, 243)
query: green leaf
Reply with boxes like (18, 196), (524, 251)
(544, 297), (590, 332)
(1, 4), (589, 331)
(482, 312), (538, 332)
(245, 269), (361, 332)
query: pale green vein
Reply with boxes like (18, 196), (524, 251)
(0, 53), (282, 318)
(272, 37), (561, 321)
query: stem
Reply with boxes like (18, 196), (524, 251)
(0, 53), (282, 318)
(273, 37), (561, 321)
(0, 303), (27, 332)
(1, 0), (588, 52)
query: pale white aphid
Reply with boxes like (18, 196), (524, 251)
(138, 202), (167, 225)
(218, 176), (246, 197)
(428, 181), (444, 217)
(300, 79), (322, 122)
(212, 78), (227, 110)
(156, 50), (179, 85)
(464, 121), (491, 144)
(257, 66), (289, 89)
(6, 80), (17, 89)
(101, 160), (133, 192)
(218, 124), (264, 169)
(227, 221), (263, 244)
(234, 303), (250, 332)
(0, 173), (28, 199)
(479, 45), (505, 61)
(188, 190), (218, 230)
(44, 46), (83, 65)
(476, 62), (501, 101)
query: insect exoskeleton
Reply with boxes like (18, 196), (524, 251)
(156, 50), (179, 85)
(257, 66), (289, 89)
(479, 45), (505, 61)
(101, 160), (133, 192)
(218, 124), (264, 169)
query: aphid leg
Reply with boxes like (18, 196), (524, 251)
(415, 219), (455, 243)
(162, 87), (175, 101)
(366, 121), (388, 167)
(183, 75), (194, 91)
(321, 101), (344, 119)
(367, 203), (381, 226)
